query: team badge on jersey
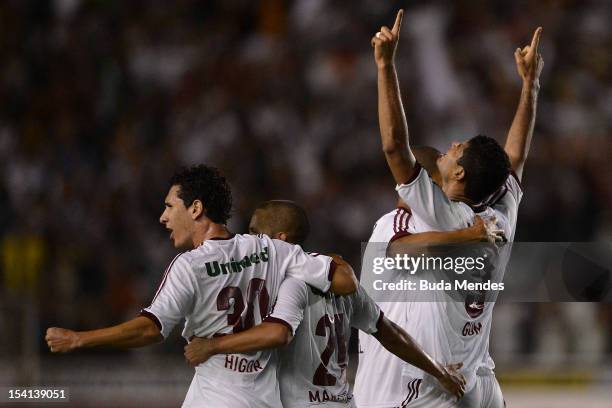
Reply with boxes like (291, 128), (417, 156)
(464, 292), (486, 318)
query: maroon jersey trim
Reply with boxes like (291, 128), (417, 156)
(393, 208), (411, 233)
(139, 309), (162, 333)
(152, 252), (184, 303)
(510, 170), (523, 191)
(328, 260), (338, 282)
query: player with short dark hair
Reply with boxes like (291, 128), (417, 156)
(356, 10), (542, 407)
(169, 165), (233, 225)
(249, 200), (310, 245)
(455, 135), (512, 204)
(45, 165), (359, 408)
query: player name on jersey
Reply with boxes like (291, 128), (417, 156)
(462, 322), (483, 336)
(308, 389), (350, 403)
(204, 247), (270, 277)
(223, 354), (263, 373)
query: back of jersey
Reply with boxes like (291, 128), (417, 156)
(269, 280), (380, 408)
(187, 234), (283, 339)
(143, 233), (333, 407)
(190, 235), (283, 386)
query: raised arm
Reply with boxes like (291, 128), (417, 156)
(505, 27), (544, 180)
(45, 316), (163, 353)
(373, 316), (466, 399)
(371, 10), (417, 185)
(412, 146), (442, 181)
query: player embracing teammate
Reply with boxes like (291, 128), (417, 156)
(46, 175), (466, 407)
(46, 166), (360, 407)
(45, 8), (542, 408)
(184, 200), (473, 407)
(356, 9), (542, 408)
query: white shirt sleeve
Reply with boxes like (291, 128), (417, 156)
(395, 164), (471, 230)
(264, 278), (309, 335)
(487, 173), (524, 234)
(275, 239), (333, 293)
(350, 285), (383, 334)
(141, 253), (197, 339)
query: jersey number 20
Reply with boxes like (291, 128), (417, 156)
(217, 278), (270, 333)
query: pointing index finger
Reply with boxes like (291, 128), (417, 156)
(530, 27), (542, 53)
(391, 9), (404, 35)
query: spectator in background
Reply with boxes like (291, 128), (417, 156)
(0, 0), (609, 363)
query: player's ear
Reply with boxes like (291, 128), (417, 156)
(190, 200), (204, 220)
(275, 232), (288, 242)
(453, 165), (465, 182)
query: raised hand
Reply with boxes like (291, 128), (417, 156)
(184, 337), (215, 367)
(46, 327), (81, 353)
(436, 362), (467, 400)
(371, 9), (404, 68)
(515, 27), (544, 84)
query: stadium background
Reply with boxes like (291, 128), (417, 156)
(0, 0), (610, 406)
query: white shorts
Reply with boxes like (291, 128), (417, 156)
(182, 373), (282, 408)
(455, 368), (504, 408)
(354, 331), (415, 408)
(396, 369), (504, 408)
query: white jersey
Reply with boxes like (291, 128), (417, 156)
(356, 165), (481, 407)
(355, 207), (431, 408)
(141, 233), (335, 408)
(394, 164), (480, 387)
(267, 279), (381, 408)
(443, 173), (523, 393)
(396, 164), (475, 232)
(396, 167), (524, 394)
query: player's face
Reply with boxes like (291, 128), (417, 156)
(437, 140), (468, 181)
(159, 185), (195, 250)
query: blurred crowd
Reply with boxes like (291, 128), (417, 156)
(0, 0), (611, 365)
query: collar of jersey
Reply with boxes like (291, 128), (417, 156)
(208, 234), (236, 240)
(200, 233), (236, 247)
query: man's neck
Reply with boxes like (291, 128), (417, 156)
(442, 180), (475, 205)
(192, 222), (232, 247)
(397, 160), (475, 206)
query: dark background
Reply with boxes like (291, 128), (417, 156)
(0, 1), (610, 406)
